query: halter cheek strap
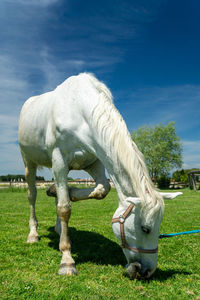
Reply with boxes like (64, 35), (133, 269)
(112, 203), (158, 254)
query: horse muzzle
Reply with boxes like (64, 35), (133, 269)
(125, 262), (155, 280)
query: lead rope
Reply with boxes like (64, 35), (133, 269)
(159, 229), (200, 238)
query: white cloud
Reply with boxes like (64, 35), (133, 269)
(2, 0), (60, 6)
(182, 140), (200, 169)
(39, 48), (87, 92)
(0, 143), (24, 174)
(183, 140), (200, 151)
(0, 55), (30, 109)
(0, 56), (26, 89)
(183, 162), (200, 169)
(0, 53), (31, 175)
(39, 46), (123, 93)
(0, 115), (18, 143)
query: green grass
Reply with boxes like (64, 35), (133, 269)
(0, 188), (199, 299)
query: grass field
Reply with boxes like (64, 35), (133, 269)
(0, 187), (200, 299)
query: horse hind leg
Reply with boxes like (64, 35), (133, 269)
(25, 161), (39, 243)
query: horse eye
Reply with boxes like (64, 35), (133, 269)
(141, 226), (150, 234)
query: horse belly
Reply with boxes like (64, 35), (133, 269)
(20, 144), (52, 168)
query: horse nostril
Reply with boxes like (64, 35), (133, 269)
(143, 269), (151, 279)
(133, 262), (142, 273)
(125, 262), (142, 279)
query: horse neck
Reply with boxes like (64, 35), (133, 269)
(101, 153), (133, 200)
(91, 123), (144, 203)
(91, 97), (159, 208)
(96, 139), (163, 227)
(97, 140), (143, 202)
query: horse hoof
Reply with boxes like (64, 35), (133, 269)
(58, 263), (78, 276)
(27, 234), (39, 243)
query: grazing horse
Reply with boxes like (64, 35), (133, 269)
(18, 73), (181, 279)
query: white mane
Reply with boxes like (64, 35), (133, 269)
(89, 74), (164, 225)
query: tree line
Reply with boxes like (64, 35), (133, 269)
(0, 174), (44, 182)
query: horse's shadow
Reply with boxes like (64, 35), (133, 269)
(151, 268), (191, 282)
(46, 226), (126, 265)
(45, 226), (191, 280)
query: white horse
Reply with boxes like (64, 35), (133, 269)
(18, 73), (182, 279)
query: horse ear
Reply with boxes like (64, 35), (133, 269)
(160, 192), (183, 199)
(126, 197), (141, 207)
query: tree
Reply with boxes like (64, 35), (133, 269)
(0, 174), (44, 182)
(131, 122), (182, 180)
(172, 169), (188, 184)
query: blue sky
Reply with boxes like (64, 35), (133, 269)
(0, 0), (200, 179)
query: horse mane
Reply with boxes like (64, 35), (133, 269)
(87, 73), (164, 225)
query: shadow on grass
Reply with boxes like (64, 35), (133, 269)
(151, 268), (191, 282)
(44, 227), (191, 281)
(45, 226), (126, 266)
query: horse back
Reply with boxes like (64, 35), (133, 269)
(18, 74), (103, 166)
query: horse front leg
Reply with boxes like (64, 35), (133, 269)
(47, 159), (110, 201)
(25, 162), (39, 243)
(68, 159), (111, 201)
(52, 148), (78, 276)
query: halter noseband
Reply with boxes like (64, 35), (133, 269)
(112, 203), (158, 254)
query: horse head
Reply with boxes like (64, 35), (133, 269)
(112, 197), (163, 279)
